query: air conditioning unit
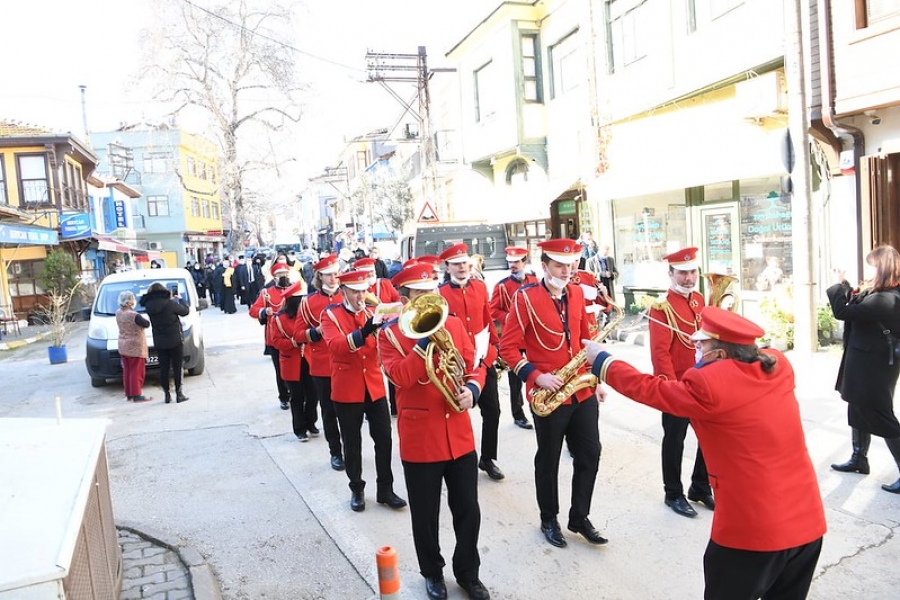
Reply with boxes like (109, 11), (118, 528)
(736, 71), (788, 119)
(148, 241), (162, 250)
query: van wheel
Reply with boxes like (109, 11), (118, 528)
(187, 345), (205, 376)
(91, 377), (107, 388)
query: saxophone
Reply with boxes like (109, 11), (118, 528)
(398, 293), (466, 412)
(530, 295), (625, 417)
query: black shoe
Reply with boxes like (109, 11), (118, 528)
(540, 519), (567, 548)
(457, 578), (490, 600)
(176, 391), (189, 403)
(882, 478), (900, 493)
(297, 433), (309, 443)
(280, 401), (290, 410)
(164, 391), (172, 404)
(514, 417), (533, 430)
(376, 491), (407, 510)
(350, 490), (366, 512)
(330, 455), (345, 471)
(687, 488), (716, 511)
(665, 496), (698, 518)
(478, 458), (505, 481)
(307, 426), (320, 437)
(831, 456), (870, 474)
(424, 575), (447, 600)
(567, 517), (608, 545)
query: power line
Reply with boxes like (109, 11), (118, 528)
(179, 0), (365, 73)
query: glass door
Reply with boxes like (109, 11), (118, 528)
(696, 204), (740, 277)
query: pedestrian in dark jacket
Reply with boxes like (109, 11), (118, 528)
(827, 244), (900, 493)
(210, 262), (226, 308)
(191, 263), (208, 299)
(140, 282), (190, 404)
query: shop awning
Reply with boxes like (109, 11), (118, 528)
(94, 234), (148, 256)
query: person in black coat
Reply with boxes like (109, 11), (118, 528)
(210, 261), (226, 308)
(191, 263), (208, 299)
(140, 282), (191, 404)
(827, 244), (900, 493)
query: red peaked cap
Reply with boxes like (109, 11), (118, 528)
(538, 238), (582, 265)
(505, 246), (528, 261)
(438, 243), (470, 263)
(662, 247), (699, 271)
(336, 269), (370, 291)
(353, 257), (376, 271)
(691, 306), (765, 346)
(270, 260), (291, 277)
(392, 264), (438, 290)
(570, 270), (597, 287)
(313, 254), (340, 274)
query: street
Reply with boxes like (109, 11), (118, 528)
(2, 306), (898, 600)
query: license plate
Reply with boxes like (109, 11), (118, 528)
(146, 355), (159, 365)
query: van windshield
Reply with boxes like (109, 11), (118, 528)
(93, 279), (190, 316)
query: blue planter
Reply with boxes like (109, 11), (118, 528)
(48, 345), (68, 365)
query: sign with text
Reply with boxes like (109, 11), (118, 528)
(59, 212), (92, 240)
(114, 199), (128, 229)
(0, 224), (59, 246)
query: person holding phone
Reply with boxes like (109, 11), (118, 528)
(140, 282), (190, 404)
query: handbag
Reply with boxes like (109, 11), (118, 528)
(876, 320), (900, 366)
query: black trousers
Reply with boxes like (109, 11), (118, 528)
(267, 349), (290, 403)
(703, 537), (823, 600)
(333, 393), (394, 493)
(157, 344), (184, 392)
(532, 397), (601, 523)
(478, 367), (500, 460)
(313, 376), (343, 459)
(286, 358), (319, 437)
(507, 370), (527, 422)
(403, 451), (480, 583)
(662, 412), (711, 498)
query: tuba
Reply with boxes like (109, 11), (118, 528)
(705, 273), (740, 312)
(530, 294), (625, 417)
(398, 293), (466, 412)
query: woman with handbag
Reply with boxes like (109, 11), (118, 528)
(827, 244), (900, 493)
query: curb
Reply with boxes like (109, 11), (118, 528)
(117, 521), (223, 600)
(0, 329), (52, 351)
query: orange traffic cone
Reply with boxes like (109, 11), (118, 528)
(376, 545), (401, 599)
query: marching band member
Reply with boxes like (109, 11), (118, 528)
(489, 246), (538, 430)
(649, 247), (714, 518)
(570, 269), (615, 337)
(269, 282), (319, 441)
(354, 257), (401, 303)
(249, 259), (297, 410)
(378, 263), (491, 600)
(498, 238), (607, 548)
(298, 254), (345, 471)
(438, 243), (505, 482)
(321, 269), (406, 513)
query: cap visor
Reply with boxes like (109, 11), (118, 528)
(690, 330), (713, 341)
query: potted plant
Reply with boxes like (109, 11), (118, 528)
(36, 249), (82, 364)
(817, 304), (838, 345)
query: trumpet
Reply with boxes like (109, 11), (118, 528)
(398, 293), (466, 412)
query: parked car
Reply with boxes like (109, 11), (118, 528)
(85, 268), (208, 387)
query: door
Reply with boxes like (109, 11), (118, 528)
(696, 204), (740, 278)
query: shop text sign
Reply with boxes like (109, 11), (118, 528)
(0, 224), (59, 246)
(115, 200), (128, 228)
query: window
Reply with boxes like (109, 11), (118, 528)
(201, 198), (210, 218)
(550, 30), (583, 99)
(147, 195), (170, 217)
(143, 152), (172, 174)
(211, 201), (220, 220)
(18, 154), (49, 205)
(506, 159), (530, 186)
(356, 151), (368, 175)
(521, 33), (542, 103)
(686, 0), (697, 33)
(186, 156), (196, 177)
(0, 154), (6, 204)
(474, 61), (498, 122)
(607, 0), (650, 73)
(191, 197), (200, 217)
(856, 0), (900, 27)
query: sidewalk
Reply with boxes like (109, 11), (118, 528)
(0, 323), (51, 351)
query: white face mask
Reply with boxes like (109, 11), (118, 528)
(322, 283), (338, 295)
(694, 348), (717, 366)
(546, 274), (570, 291)
(512, 270), (525, 281)
(673, 283), (694, 295)
(451, 275), (469, 286)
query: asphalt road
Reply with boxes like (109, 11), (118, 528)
(2, 305), (898, 599)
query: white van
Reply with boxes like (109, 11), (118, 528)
(85, 268), (207, 387)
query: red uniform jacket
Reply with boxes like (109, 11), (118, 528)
(269, 311), (302, 381)
(597, 349), (827, 551)
(298, 289), (343, 377)
(249, 282), (288, 348)
(490, 273), (539, 336)
(321, 302), (386, 403)
(649, 289), (705, 380)
(499, 281), (593, 403)
(438, 279), (499, 366)
(378, 315), (486, 463)
(370, 279), (400, 304)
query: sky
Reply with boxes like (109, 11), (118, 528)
(0, 0), (491, 181)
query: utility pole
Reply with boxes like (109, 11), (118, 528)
(365, 47), (441, 220)
(784, 0), (817, 354)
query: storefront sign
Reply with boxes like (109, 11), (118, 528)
(0, 224), (59, 245)
(114, 200), (128, 228)
(59, 212), (92, 240)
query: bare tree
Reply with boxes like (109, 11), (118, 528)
(140, 0), (303, 251)
(351, 168), (414, 241)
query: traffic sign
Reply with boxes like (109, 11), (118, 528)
(417, 202), (439, 223)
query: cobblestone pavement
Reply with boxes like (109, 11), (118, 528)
(118, 528), (194, 600)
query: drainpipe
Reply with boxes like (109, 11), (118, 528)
(820, 0), (865, 270)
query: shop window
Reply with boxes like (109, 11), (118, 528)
(740, 191), (793, 291)
(704, 180), (737, 203)
(612, 190), (687, 287)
